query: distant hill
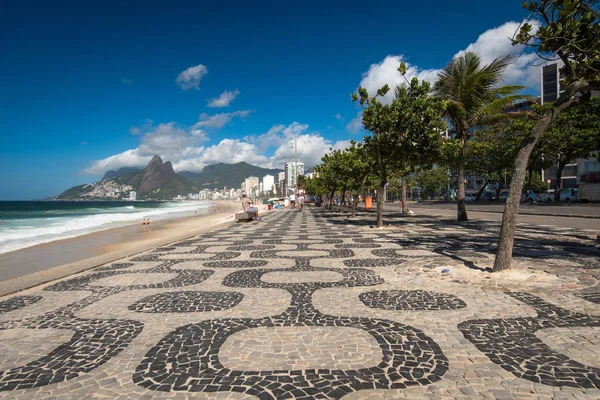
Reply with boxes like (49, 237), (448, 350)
(102, 167), (141, 181)
(181, 162), (282, 189)
(57, 155), (198, 200)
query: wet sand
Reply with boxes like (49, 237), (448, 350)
(0, 201), (255, 296)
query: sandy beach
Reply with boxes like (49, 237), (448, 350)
(0, 200), (256, 296)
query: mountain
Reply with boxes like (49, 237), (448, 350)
(57, 156), (198, 200)
(102, 167), (141, 181)
(182, 162), (282, 189)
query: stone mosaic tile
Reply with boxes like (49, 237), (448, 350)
(1, 207), (599, 399)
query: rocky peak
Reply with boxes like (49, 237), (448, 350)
(138, 157), (176, 195)
(146, 155), (164, 171)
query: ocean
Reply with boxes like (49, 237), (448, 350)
(0, 200), (214, 255)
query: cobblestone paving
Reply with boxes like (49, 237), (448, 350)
(0, 208), (599, 399)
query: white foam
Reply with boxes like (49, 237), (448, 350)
(0, 202), (212, 254)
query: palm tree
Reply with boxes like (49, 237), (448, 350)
(433, 52), (529, 221)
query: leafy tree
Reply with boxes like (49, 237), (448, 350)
(433, 52), (530, 221)
(495, 0), (600, 271)
(343, 142), (373, 217)
(392, 79), (446, 212)
(467, 117), (534, 198)
(416, 167), (449, 199)
(353, 64), (445, 226)
(538, 98), (600, 200)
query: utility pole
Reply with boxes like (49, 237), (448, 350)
(294, 137), (298, 193)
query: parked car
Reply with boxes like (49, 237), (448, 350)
(499, 192), (509, 202)
(479, 191), (493, 201)
(464, 193), (476, 202)
(539, 190), (555, 202)
(521, 190), (541, 204)
(559, 188), (578, 202)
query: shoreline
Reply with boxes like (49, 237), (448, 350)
(0, 200), (247, 296)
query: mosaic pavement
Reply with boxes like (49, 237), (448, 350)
(0, 208), (599, 399)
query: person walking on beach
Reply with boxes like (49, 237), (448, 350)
(241, 193), (259, 220)
(297, 189), (305, 212)
(289, 192), (296, 208)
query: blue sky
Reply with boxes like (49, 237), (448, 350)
(0, 0), (537, 200)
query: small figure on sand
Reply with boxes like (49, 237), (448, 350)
(142, 218), (151, 232)
(241, 193), (260, 220)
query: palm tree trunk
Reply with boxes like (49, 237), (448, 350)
(457, 136), (468, 221)
(494, 98), (578, 272)
(401, 176), (409, 213)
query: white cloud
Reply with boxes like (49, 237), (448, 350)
(346, 111), (363, 133)
(121, 78), (132, 85)
(175, 64), (208, 90)
(194, 110), (253, 129)
(357, 21), (544, 102)
(83, 121), (351, 175)
(207, 89), (240, 108)
(359, 55), (442, 104)
(454, 20), (541, 88)
(129, 119), (154, 135)
(83, 122), (208, 175)
(334, 113), (345, 121)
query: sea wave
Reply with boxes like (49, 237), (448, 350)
(0, 201), (212, 254)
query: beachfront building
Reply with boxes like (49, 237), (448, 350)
(262, 174), (274, 194)
(129, 191), (136, 201)
(244, 176), (259, 195)
(538, 61), (600, 189)
(278, 172), (286, 196)
(541, 60), (566, 105)
(284, 162), (304, 195)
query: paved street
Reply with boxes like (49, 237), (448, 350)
(0, 208), (599, 399)
(410, 202), (600, 217)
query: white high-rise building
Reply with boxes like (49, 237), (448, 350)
(129, 191), (136, 201)
(244, 177), (259, 196)
(262, 174), (275, 194)
(284, 162), (304, 195)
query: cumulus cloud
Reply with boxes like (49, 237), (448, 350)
(194, 110), (253, 129)
(359, 55), (441, 104)
(358, 21), (544, 102)
(346, 111), (363, 133)
(83, 121), (350, 176)
(454, 20), (541, 88)
(129, 119), (154, 135)
(175, 64), (208, 90)
(207, 89), (240, 108)
(83, 122), (208, 175)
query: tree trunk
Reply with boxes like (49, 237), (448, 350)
(494, 110), (566, 271)
(351, 193), (359, 217)
(554, 161), (565, 202)
(457, 136), (468, 221)
(474, 178), (490, 201)
(326, 188), (335, 210)
(401, 176), (409, 213)
(527, 168), (533, 190)
(376, 180), (385, 227)
(339, 186), (346, 212)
